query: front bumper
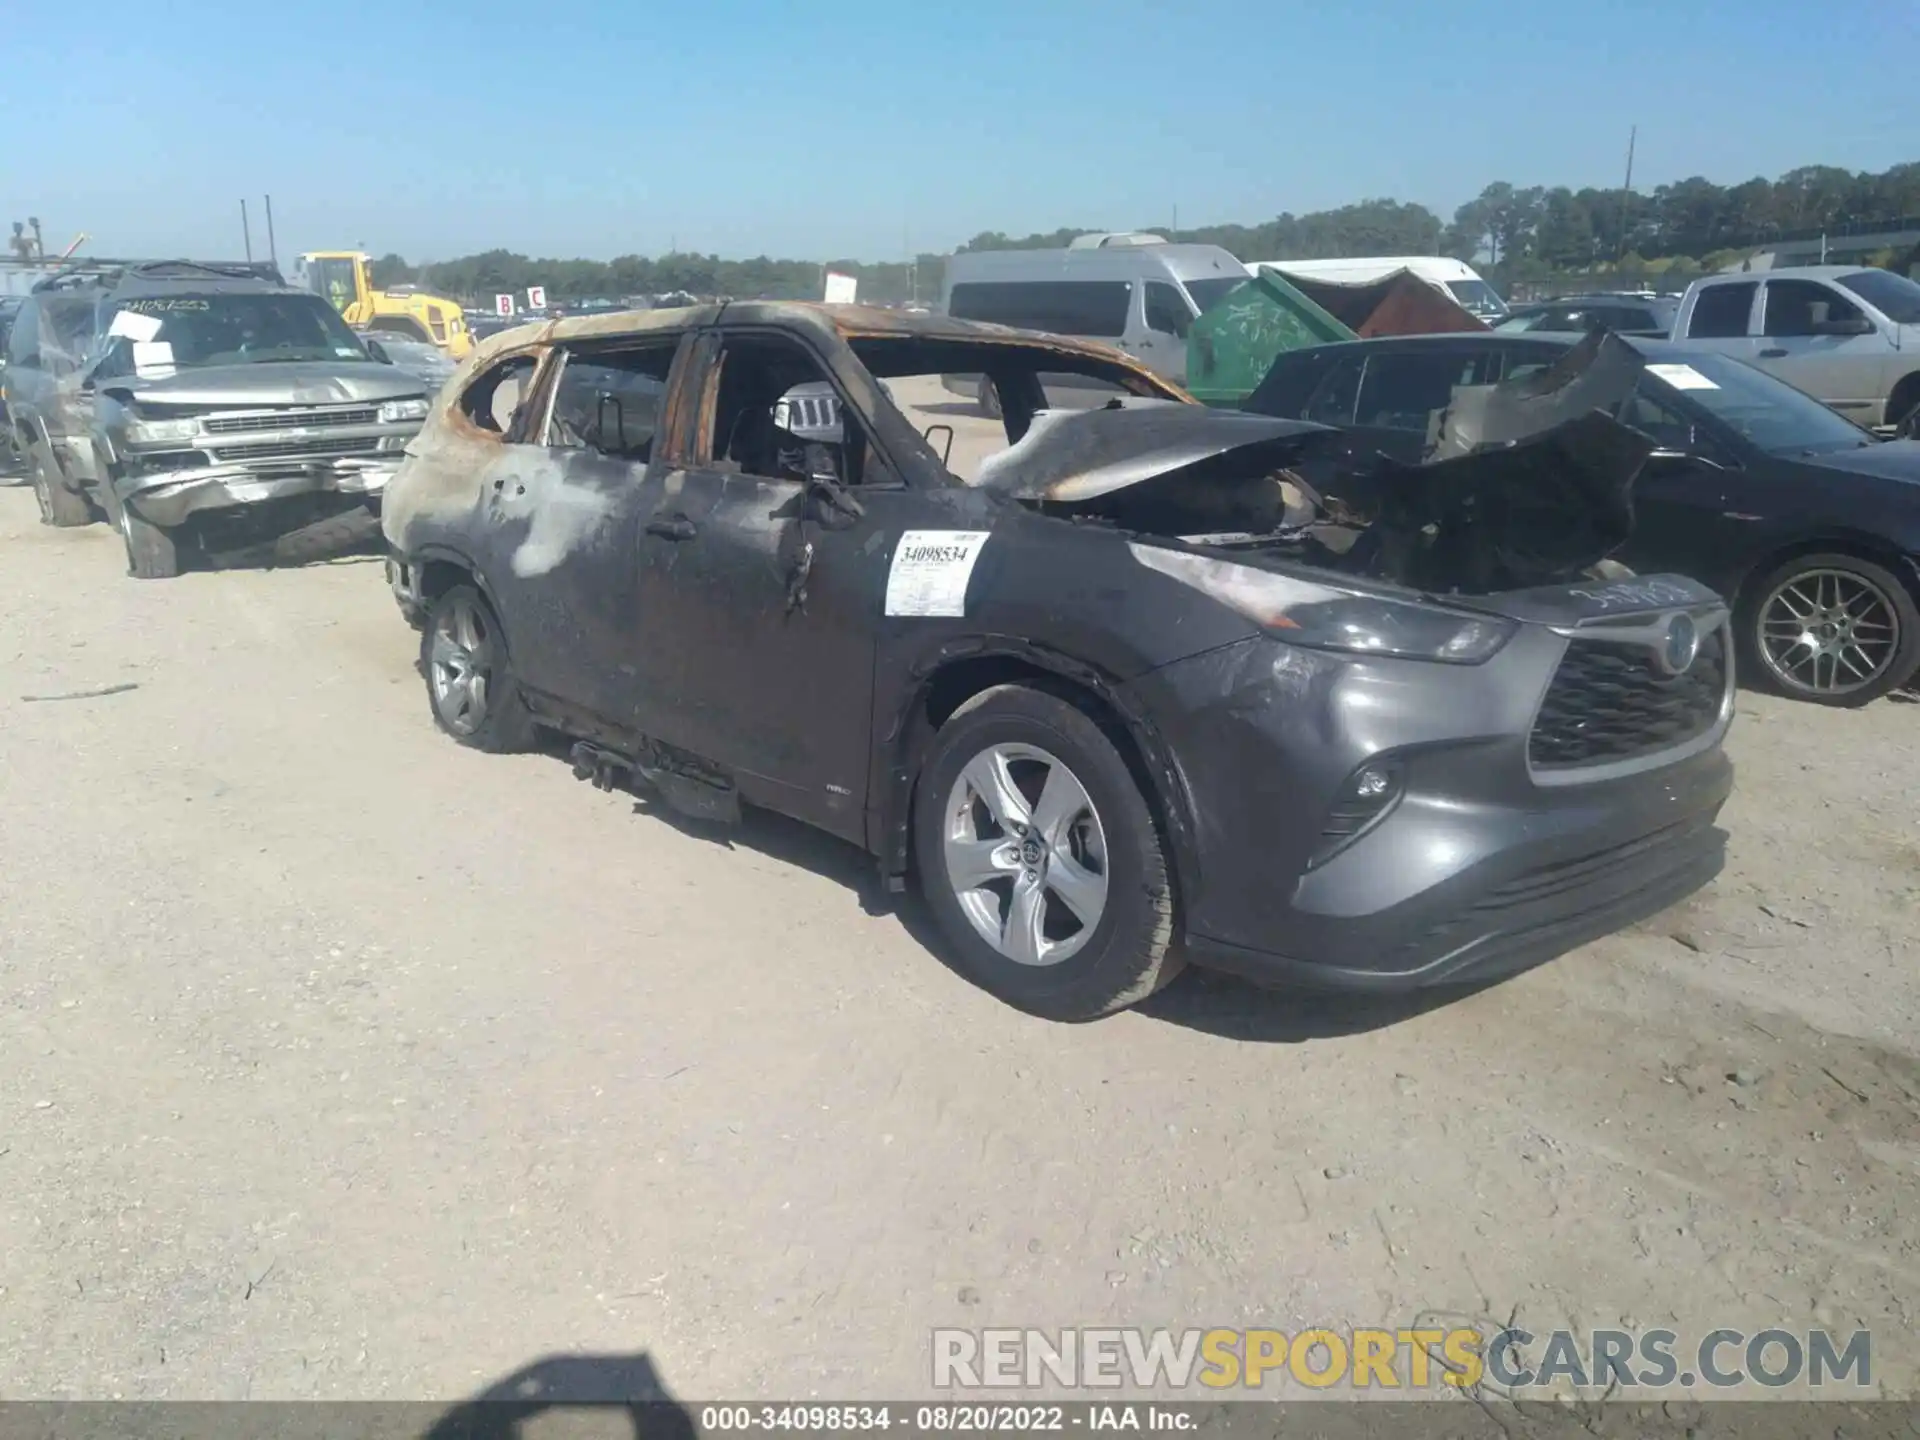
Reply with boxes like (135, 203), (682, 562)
(120, 457), (401, 528)
(1124, 631), (1733, 993)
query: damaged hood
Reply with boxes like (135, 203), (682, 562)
(971, 400), (1337, 502)
(1427, 329), (1645, 461)
(103, 361), (425, 408)
(1361, 331), (1656, 591)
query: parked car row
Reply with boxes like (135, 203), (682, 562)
(1666, 265), (1920, 437)
(5, 258), (434, 575)
(916, 243), (1920, 707)
(1242, 330), (1920, 706)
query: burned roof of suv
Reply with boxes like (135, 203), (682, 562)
(462, 300), (1173, 369)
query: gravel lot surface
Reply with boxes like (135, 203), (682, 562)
(2, 401), (1916, 1405)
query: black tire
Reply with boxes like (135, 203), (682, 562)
(29, 444), (92, 528)
(420, 584), (537, 752)
(272, 506), (382, 567)
(1741, 552), (1920, 707)
(119, 506), (182, 579)
(976, 375), (1002, 421)
(1891, 385), (1920, 440)
(911, 682), (1183, 1021)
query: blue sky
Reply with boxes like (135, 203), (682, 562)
(12, 0), (1913, 265)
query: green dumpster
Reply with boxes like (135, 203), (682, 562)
(1184, 270), (1357, 408)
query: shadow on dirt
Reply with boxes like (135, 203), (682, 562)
(519, 731), (1505, 1040)
(598, 746), (1491, 1040)
(1138, 965), (1491, 1042)
(420, 1351), (694, 1440)
(202, 507), (386, 573)
(616, 779), (953, 955)
(911, 400), (995, 420)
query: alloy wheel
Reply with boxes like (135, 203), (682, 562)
(941, 742), (1109, 967)
(429, 594), (497, 735)
(1757, 567), (1902, 698)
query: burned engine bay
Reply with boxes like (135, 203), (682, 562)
(970, 331), (1652, 596)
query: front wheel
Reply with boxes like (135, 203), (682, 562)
(912, 683), (1182, 1021)
(1743, 553), (1920, 707)
(420, 584), (537, 751)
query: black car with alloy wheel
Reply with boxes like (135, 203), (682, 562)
(1245, 331), (1920, 706)
(378, 304), (1733, 1021)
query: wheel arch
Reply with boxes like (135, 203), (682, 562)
(408, 544), (519, 643)
(872, 645), (1201, 908)
(1727, 530), (1920, 615)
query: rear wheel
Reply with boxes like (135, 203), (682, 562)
(1743, 553), (1920, 707)
(421, 584), (537, 751)
(29, 445), (91, 528)
(912, 683), (1182, 1021)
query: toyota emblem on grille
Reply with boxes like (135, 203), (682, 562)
(1660, 613), (1700, 675)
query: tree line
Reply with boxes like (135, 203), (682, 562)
(371, 157), (1920, 305)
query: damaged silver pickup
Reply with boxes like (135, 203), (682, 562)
(14, 257), (432, 577)
(117, 454), (403, 528)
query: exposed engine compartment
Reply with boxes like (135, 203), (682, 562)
(979, 331), (1654, 596)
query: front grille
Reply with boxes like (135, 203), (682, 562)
(203, 407), (378, 435)
(208, 434), (383, 462)
(1529, 627), (1727, 771)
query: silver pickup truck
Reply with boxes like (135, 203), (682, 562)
(8, 260), (429, 578)
(1668, 265), (1920, 436)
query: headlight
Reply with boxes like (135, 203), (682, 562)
(127, 416), (200, 443)
(1129, 542), (1515, 664)
(378, 398), (430, 424)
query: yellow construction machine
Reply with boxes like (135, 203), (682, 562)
(294, 251), (472, 359)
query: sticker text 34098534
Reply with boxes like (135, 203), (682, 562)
(885, 531), (991, 618)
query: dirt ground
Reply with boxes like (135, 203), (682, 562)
(2, 406), (1918, 1406)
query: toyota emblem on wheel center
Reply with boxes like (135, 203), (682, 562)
(1661, 613), (1701, 675)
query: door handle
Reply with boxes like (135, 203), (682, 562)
(1759, 347), (1788, 358)
(646, 514), (697, 541)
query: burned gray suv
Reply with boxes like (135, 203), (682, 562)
(11, 260), (430, 577)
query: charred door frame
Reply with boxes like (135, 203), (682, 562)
(658, 322), (918, 838)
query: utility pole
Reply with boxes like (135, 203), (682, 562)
(241, 199), (254, 262)
(1616, 124), (1637, 262)
(264, 194), (278, 270)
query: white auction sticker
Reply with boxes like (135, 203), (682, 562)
(885, 530), (991, 617)
(1645, 362), (1719, 391)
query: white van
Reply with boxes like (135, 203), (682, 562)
(940, 238), (1250, 410)
(1253, 256), (1508, 322)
